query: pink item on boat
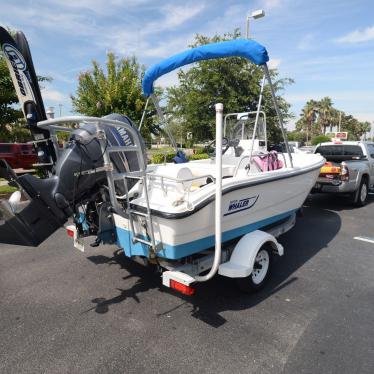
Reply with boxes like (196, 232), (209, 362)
(252, 151), (283, 172)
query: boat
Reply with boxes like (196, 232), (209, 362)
(0, 32), (325, 293)
(111, 39), (324, 262)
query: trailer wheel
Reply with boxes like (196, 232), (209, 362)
(236, 244), (272, 293)
(352, 178), (368, 207)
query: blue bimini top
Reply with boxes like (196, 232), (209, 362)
(142, 39), (269, 97)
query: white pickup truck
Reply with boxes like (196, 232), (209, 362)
(313, 141), (374, 206)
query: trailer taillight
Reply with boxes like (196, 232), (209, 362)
(170, 279), (196, 296)
(66, 228), (75, 238)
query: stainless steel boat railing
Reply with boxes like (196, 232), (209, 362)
(147, 172), (216, 196)
(37, 116), (157, 254)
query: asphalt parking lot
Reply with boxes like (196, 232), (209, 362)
(1, 193), (374, 374)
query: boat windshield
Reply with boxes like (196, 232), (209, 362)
(224, 112), (266, 142)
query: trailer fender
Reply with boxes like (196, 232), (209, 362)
(218, 230), (283, 278)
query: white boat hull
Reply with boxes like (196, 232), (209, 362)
(114, 158), (322, 260)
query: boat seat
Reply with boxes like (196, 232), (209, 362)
(186, 163), (235, 179)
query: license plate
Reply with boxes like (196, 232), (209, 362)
(74, 235), (85, 252)
(66, 224), (85, 252)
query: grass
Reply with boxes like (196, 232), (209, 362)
(0, 184), (18, 194)
(147, 147), (175, 155)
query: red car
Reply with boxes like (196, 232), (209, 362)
(0, 143), (38, 169)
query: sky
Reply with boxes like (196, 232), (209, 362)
(1, 0), (374, 132)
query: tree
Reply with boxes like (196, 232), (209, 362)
(166, 30), (293, 144)
(287, 130), (306, 143)
(71, 52), (159, 143)
(0, 56), (24, 141)
(296, 97), (338, 139)
(340, 114), (371, 140)
(296, 99), (319, 143)
(296, 97), (372, 142)
(316, 97), (338, 134)
(360, 121), (371, 139)
(311, 134), (331, 145)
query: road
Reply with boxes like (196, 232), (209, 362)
(1, 193), (374, 374)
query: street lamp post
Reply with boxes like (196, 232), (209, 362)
(246, 9), (265, 39)
(46, 107), (54, 119)
(338, 111), (342, 132)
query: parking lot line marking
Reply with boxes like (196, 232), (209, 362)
(354, 236), (374, 244)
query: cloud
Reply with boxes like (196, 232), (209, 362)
(261, 0), (283, 10)
(268, 58), (281, 69)
(142, 34), (195, 58)
(335, 25), (374, 43)
(100, 3), (204, 59)
(353, 113), (374, 123)
(48, 0), (149, 16)
(41, 88), (66, 102)
(155, 3), (205, 31)
(1, 0), (205, 61)
(2, 3), (97, 37)
(44, 71), (75, 84)
(157, 70), (180, 89)
(297, 34), (315, 50)
(286, 119), (296, 131)
(284, 90), (374, 106)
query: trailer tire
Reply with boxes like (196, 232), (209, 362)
(236, 244), (272, 293)
(352, 178), (368, 207)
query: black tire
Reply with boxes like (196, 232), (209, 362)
(236, 244), (272, 294)
(351, 178), (368, 207)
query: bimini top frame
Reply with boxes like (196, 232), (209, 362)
(140, 38), (293, 167)
(138, 39), (294, 283)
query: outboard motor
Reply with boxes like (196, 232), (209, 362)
(0, 114), (145, 247)
(0, 27), (147, 247)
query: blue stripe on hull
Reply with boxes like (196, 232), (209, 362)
(116, 210), (295, 260)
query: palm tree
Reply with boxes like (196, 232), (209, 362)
(316, 97), (336, 134)
(359, 121), (371, 140)
(296, 100), (319, 143)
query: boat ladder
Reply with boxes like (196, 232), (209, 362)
(100, 138), (157, 256)
(122, 173), (157, 253)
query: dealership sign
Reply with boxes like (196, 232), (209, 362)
(326, 131), (348, 140)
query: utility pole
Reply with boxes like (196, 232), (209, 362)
(338, 111), (342, 132)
